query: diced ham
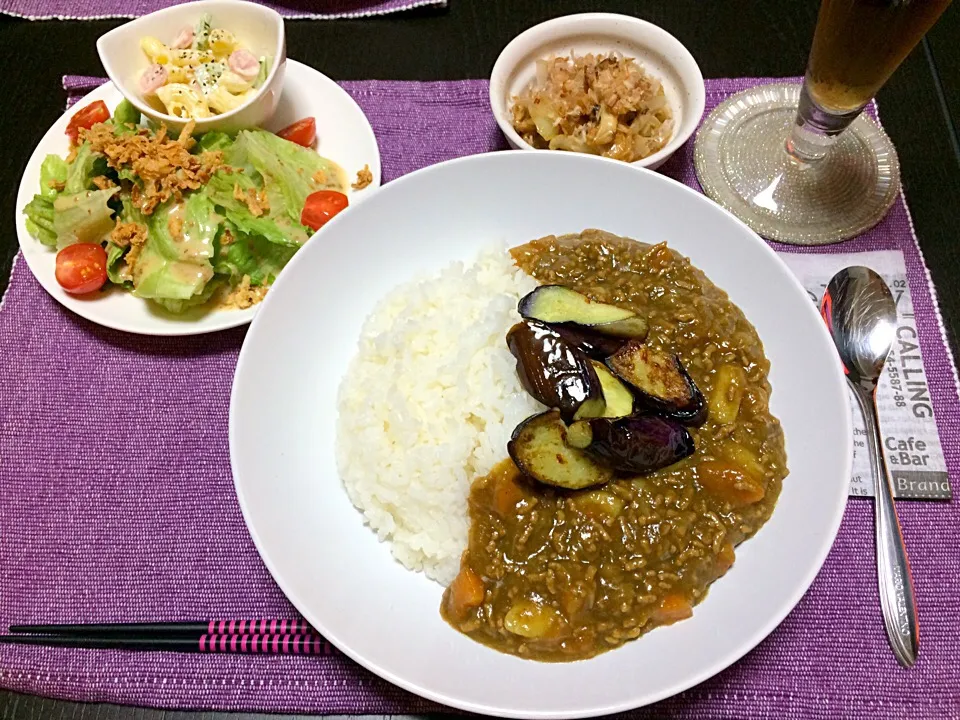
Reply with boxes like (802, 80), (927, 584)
(139, 64), (168, 95)
(171, 26), (194, 49)
(228, 49), (260, 80)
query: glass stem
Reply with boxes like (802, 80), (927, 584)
(785, 78), (864, 163)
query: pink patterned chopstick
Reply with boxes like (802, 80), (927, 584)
(199, 633), (333, 654)
(205, 619), (316, 635)
(9, 618), (319, 638)
(0, 633), (334, 654)
(2, 620), (333, 655)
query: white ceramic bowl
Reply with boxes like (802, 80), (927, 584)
(96, 0), (286, 134)
(230, 151), (852, 717)
(490, 13), (706, 170)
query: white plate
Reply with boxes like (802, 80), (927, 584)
(14, 58), (381, 336)
(230, 151), (851, 718)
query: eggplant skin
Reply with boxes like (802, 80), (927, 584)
(670, 364), (708, 426)
(518, 285), (648, 340)
(575, 415), (695, 474)
(508, 410), (614, 490)
(607, 341), (707, 427)
(551, 324), (628, 360)
(507, 320), (605, 422)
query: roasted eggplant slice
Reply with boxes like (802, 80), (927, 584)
(552, 324), (628, 360)
(607, 341), (687, 404)
(607, 341), (707, 426)
(590, 361), (635, 418)
(518, 285), (648, 339)
(508, 410), (614, 490)
(507, 321), (605, 422)
(567, 415), (695, 474)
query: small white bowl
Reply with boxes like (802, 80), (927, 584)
(97, 0), (286, 134)
(490, 13), (706, 170)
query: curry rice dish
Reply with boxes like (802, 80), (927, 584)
(338, 229), (787, 662)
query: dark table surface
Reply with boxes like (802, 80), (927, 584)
(0, 1), (957, 718)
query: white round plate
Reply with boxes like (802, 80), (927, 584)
(230, 151), (851, 718)
(14, 59), (381, 336)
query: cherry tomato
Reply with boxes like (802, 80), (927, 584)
(66, 100), (110, 144)
(276, 117), (316, 148)
(55, 243), (108, 295)
(300, 190), (348, 232)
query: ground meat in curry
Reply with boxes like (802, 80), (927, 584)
(441, 229), (788, 662)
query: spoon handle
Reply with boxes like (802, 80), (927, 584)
(851, 381), (919, 668)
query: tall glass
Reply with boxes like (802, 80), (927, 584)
(695, 0), (952, 245)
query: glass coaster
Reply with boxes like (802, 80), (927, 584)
(694, 82), (900, 246)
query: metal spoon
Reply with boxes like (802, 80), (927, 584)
(820, 267), (919, 668)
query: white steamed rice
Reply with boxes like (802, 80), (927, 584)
(335, 246), (543, 585)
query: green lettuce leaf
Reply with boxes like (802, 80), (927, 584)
(203, 128), (348, 248)
(119, 195), (146, 226)
(111, 99), (141, 134)
(39, 154), (69, 199)
(117, 167), (139, 184)
(53, 187), (119, 249)
(213, 223), (297, 286)
(22, 154), (68, 246)
(105, 241), (131, 286)
(23, 195), (57, 247)
(153, 278), (223, 314)
(224, 129), (347, 225)
(64, 142), (108, 194)
(132, 194), (219, 307)
(180, 189), (221, 258)
(197, 130), (233, 153)
(101, 196), (147, 285)
(228, 210), (309, 247)
(205, 170), (308, 247)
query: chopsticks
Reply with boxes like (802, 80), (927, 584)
(0, 634), (330, 654)
(10, 619), (316, 637)
(0, 619), (332, 655)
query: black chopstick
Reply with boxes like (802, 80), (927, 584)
(10, 619), (316, 638)
(0, 633), (331, 654)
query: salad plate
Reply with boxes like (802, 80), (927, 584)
(15, 59), (381, 336)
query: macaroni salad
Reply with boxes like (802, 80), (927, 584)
(139, 14), (269, 119)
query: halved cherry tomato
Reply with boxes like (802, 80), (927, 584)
(276, 117), (316, 148)
(300, 190), (348, 231)
(55, 243), (108, 295)
(66, 100), (110, 144)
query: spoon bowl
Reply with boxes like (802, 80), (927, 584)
(822, 267), (897, 387)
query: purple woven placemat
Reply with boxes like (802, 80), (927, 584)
(0, 0), (443, 20)
(0, 76), (958, 718)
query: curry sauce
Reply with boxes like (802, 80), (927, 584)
(440, 230), (788, 661)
